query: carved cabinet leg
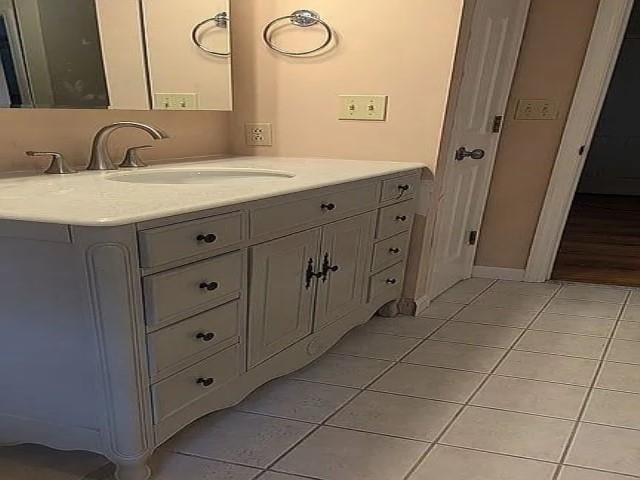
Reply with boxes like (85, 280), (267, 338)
(113, 456), (152, 480)
(377, 299), (400, 317)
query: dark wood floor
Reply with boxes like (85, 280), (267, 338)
(552, 193), (640, 287)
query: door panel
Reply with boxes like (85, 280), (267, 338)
(314, 213), (375, 330)
(248, 229), (321, 368)
(430, 0), (530, 297)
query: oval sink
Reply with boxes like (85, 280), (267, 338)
(108, 168), (295, 185)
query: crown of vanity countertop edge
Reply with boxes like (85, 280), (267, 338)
(0, 156), (428, 227)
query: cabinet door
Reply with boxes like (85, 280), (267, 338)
(248, 229), (321, 368)
(314, 212), (376, 330)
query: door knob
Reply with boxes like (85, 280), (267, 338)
(455, 147), (486, 161)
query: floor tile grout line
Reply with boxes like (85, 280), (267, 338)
(551, 289), (632, 480)
(400, 284), (562, 480)
(260, 337), (405, 475)
(264, 303), (477, 479)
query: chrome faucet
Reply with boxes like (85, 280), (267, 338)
(86, 122), (169, 171)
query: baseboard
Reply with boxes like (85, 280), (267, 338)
(472, 266), (525, 281)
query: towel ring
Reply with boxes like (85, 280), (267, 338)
(191, 12), (231, 57)
(263, 10), (333, 56)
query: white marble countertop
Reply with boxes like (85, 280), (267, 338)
(0, 156), (425, 227)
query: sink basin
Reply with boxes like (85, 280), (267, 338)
(107, 168), (295, 185)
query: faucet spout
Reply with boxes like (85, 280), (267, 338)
(87, 121), (169, 171)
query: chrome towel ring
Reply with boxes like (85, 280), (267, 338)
(263, 10), (333, 56)
(191, 11), (231, 57)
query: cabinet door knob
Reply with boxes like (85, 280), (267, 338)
(389, 247), (401, 254)
(199, 281), (219, 291)
(395, 215), (408, 222)
(197, 377), (215, 387)
(398, 184), (410, 192)
(321, 203), (336, 211)
(196, 332), (216, 342)
(197, 234), (217, 244)
(386, 278), (398, 285)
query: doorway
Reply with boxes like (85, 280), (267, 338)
(525, 0), (636, 284)
(552, 2), (640, 286)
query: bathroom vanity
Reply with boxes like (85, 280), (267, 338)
(0, 157), (422, 480)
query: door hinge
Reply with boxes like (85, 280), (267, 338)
(492, 115), (504, 133)
(579, 145), (586, 156)
(468, 230), (478, 246)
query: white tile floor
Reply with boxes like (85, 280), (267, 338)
(4, 279), (640, 479)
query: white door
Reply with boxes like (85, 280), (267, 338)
(429, 0), (531, 297)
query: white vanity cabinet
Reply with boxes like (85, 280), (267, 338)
(0, 168), (421, 480)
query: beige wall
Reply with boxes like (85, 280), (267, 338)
(475, 0), (599, 269)
(0, 110), (229, 172)
(143, 0), (233, 111)
(229, 0), (463, 171)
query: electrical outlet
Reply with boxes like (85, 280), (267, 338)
(339, 95), (388, 121)
(154, 93), (198, 110)
(515, 99), (559, 120)
(245, 123), (273, 147)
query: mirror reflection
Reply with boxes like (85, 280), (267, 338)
(0, 0), (232, 110)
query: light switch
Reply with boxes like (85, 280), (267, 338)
(515, 99), (559, 120)
(339, 95), (388, 121)
(154, 93), (199, 110)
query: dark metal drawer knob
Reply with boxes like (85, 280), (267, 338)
(389, 247), (401, 254)
(398, 184), (410, 192)
(321, 203), (336, 211)
(197, 233), (217, 244)
(197, 377), (215, 387)
(395, 215), (408, 222)
(199, 281), (219, 291)
(196, 332), (216, 342)
(386, 278), (398, 285)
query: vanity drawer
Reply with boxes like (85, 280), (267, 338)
(368, 262), (405, 303)
(151, 344), (241, 424)
(143, 252), (243, 327)
(376, 201), (414, 240)
(371, 232), (410, 272)
(139, 212), (246, 268)
(381, 174), (419, 202)
(147, 300), (241, 377)
(251, 183), (379, 238)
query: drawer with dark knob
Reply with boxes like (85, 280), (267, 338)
(147, 300), (241, 377)
(151, 344), (241, 424)
(381, 174), (419, 202)
(371, 232), (410, 272)
(376, 201), (415, 240)
(251, 183), (379, 238)
(368, 262), (405, 303)
(143, 252), (243, 327)
(138, 211), (246, 268)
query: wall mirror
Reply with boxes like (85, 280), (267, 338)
(0, 0), (232, 110)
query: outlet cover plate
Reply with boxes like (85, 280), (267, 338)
(245, 123), (273, 147)
(339, 95), (388, 121)
(515, 99), (559, 120)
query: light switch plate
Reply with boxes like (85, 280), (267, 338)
(339, 95), (388, 121)
(515, 99), (559, 120)
(245, 123), (273, 147)
(154, 93), (198, 110)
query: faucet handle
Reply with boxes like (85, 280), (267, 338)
(26, 151), (77, 175)
(119, 145), (153, 168)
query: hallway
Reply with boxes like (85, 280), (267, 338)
(553, 193), (640, 286)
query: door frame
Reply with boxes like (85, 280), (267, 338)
(524, 0), (634, 282)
